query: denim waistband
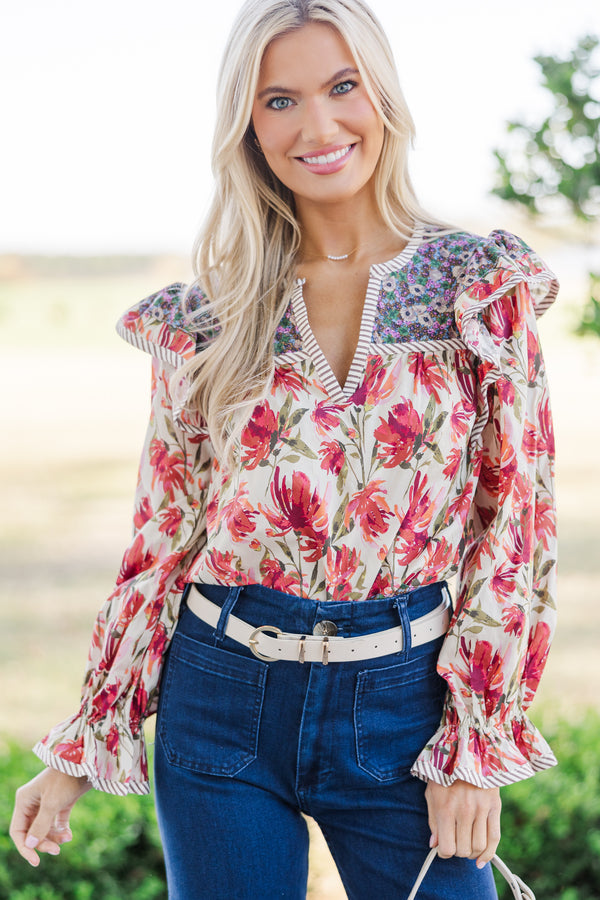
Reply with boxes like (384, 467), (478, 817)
(185, 581), (450, 641)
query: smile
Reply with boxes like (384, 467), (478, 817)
(299, 145), (353, 165)
(295, 143), (356, 176)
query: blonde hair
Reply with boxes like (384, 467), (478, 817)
(178, 0), (442, 467)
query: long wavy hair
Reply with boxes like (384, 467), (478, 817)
(177, 0), (444, 467)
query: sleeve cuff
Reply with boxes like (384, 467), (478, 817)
(411, 713), (557, 788)
(33, 713), (150, 796)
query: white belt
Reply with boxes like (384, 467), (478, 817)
(186, 587), (451, 664)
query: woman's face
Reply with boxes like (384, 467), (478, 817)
(251, 22), (385, 209)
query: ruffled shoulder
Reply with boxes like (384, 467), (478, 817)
(453, 230), (559, 370)
(116, 282), (210, 366)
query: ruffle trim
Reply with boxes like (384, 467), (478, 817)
(33, 717), (150, 796)
(411, 713), (557, 788)
(454, 231), (559, 374)
(33, 741), (150, 795)
(116, 282), (209, 366)
(453, 231), (559, 447)
(116, 317), (195, 367)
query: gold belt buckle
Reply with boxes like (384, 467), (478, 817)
(248, 625), (282, 661)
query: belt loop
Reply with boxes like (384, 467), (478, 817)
(393, 593), (412, 661)
(180, 582), (192, 613)
(442, 581), (453, 612)
(215, 586), (242, 644)
(298, 636), (306, 664)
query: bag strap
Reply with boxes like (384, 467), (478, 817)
(406, 848), (536, 900)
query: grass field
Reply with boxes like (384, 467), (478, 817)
(1, 250), (599, 897)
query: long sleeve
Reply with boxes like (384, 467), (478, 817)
(412, 232), (558, 787)
(34, 357), (213, 794)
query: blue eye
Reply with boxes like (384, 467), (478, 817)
(267, 97), (293, 110)
(332, 80), (356, 96)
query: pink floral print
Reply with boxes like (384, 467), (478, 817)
(34, 228), (559, 794)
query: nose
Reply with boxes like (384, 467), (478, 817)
(300, 97), (339, 146)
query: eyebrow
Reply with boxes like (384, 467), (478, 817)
(257, 67), (360, 100)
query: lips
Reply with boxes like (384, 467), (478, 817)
(299, 145), (353, 165)
(295, 143), (356, 175)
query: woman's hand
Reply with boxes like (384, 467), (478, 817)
(425, 779), (501, 869)
(10, 767), (92, 867)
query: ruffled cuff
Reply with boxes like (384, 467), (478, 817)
(33, 711), (150, 796)
(411, 709), (557, 788)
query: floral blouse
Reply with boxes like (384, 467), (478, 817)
(34, 226), (559, 795)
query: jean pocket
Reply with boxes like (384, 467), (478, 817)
(353, 649), (447, 782)
(157, 630), (268, 776)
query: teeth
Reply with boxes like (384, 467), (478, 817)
(302, 145), (352, 165)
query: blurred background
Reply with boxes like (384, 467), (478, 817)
(1, 1), (599, 897)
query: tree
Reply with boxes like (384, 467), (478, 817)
(493, 35), (600, 336)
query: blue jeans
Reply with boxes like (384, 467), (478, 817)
(154, 582), (497, 900)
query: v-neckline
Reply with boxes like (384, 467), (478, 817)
(292, 224), (424, 402)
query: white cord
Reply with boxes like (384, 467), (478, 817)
(406, 848), (536, 900)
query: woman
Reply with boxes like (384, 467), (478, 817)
(10, 1), (558, 897)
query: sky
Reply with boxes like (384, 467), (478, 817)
(2, 0), (599, 254)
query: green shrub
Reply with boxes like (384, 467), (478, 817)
(0, 741), (166, 900)
(495, 714), (600, 899)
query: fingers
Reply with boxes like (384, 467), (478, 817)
(49, 808), (74, 845)
(470, 811), (489, 861)
(35, 816), (74, 853)
(10, 779), (42, 866)
(11, 788), (61, 866)
(10, 768), (90, 867)
(476, 800), (501, 868)
(427, 806), (438, 850)
(25, 819), (74, 865)
(425, 780), (502, 869)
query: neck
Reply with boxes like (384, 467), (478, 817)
(295, 192), (410, 267)
(295, 191), (388, 265)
